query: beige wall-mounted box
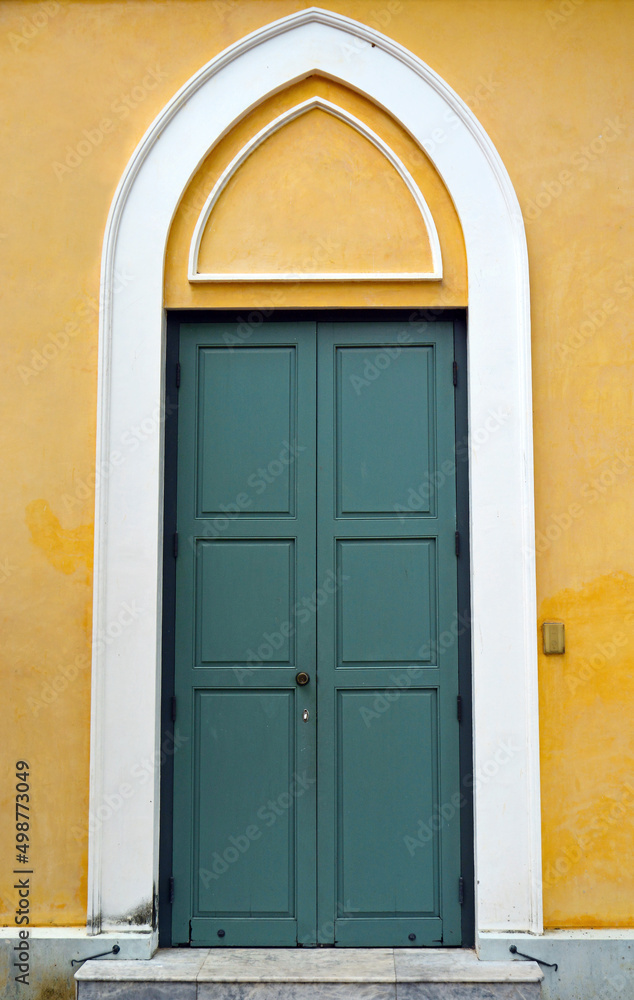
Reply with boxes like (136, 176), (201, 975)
(542, 621), (565, 655)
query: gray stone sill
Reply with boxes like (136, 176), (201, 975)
(75, 947), (543, 984)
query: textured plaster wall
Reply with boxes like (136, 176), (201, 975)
(0, 0), (633, 932)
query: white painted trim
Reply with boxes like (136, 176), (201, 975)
(90, 7), (541, 938)
(0, 927), (156, 960)
(480, 930), (634, 943)
(188, 97), (442, 282)
(189, 273), (441, 282)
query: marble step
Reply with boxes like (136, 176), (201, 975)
(75, 948), (543, 1000)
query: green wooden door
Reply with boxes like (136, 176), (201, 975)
(171, 320), (462, 947)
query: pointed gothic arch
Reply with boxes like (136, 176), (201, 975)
(89, 6), (541, 947)
(188, 96), (443, 281)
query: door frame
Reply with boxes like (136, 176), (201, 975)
(87, 8), (541, 947)
(159, 310), (473, 947)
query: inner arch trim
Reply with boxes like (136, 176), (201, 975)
(188, 97), (443, 282)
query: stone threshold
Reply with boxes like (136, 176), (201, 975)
(75, 947), (543, 986)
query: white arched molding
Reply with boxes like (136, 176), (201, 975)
(188, 96), (443, 281)
(90, 6), (541, 947)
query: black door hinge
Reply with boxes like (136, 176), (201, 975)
(175, 362), (181, 388)
(458, 876), (465, 905)
(455, 531), (460, 557)
(457, 695), (462, 723)
(173, 532), (179, 558)
(453, 361), (458, 387)
(171, 695), (177, 723)
(168, 876), (175, 904)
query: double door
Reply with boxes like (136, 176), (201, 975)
(171, 320), (462, 947)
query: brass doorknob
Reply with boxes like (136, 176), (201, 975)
(295, 671), (310, 686)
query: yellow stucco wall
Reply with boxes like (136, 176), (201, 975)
(1, 0), (633, 930)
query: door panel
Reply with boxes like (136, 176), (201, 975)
(172, 323), (317, 947)
(198, 346), (297, 516)
(337, 689), (439, 913)
(194, 690), (296, 915)
(171, 319), (461, 947)
(337, 539), (436, 666)
(337, 346), (434, 516)
(317, 322), (461, 946)
(197, 539), (296, 665)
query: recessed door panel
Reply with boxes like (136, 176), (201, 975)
(336, 689), (438, 915)
(337, 539), (436, 666)
(197, 539), (295, 666)
(198, 346), (296, 517)
(195, 690), (296, 916)
(336, 346), (434, 516)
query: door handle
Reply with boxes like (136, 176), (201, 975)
(295, 671), (310, 686)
